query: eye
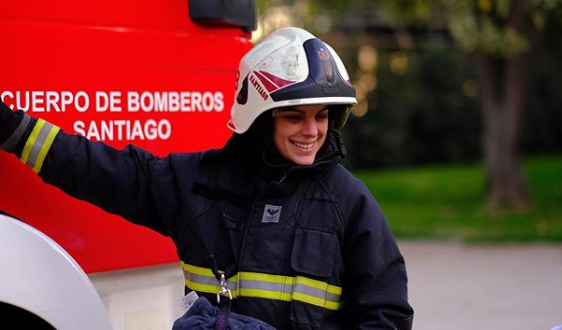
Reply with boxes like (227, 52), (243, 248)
(316, 111), (329, 121)
(280, 114), (304, 122)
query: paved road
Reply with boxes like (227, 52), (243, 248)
(399, 241), (562, 330)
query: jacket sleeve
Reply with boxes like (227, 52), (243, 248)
(1, 110), (168, 235)
(0, 102), (28, 152)
(341, 182), (414, 330)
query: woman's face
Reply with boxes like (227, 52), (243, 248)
(273, 104), (329, 165)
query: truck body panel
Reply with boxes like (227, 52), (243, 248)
(0, 0), (253, 273)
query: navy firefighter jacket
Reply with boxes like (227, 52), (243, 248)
(3, 113), (414, 330)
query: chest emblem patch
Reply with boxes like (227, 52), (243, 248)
(262, 204), (282, 223)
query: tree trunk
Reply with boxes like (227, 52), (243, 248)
(477, 52), (531, 211)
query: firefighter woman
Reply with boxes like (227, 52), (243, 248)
(0, 27), (414, 329)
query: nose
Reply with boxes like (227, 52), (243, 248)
(301, 117), (319, 137)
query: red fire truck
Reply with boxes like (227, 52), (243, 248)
(0, 0), (255, 328)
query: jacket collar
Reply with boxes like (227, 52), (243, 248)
(201, 130), (346, 184)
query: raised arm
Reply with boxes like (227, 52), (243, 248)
(0, 101), (166, 234)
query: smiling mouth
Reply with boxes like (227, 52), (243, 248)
(292, 141), (315, 150)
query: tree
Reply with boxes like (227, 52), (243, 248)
(255, 0), (562, 211)
(377, 0), (562, 210)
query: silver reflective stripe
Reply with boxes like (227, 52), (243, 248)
(26, 121), (55, 170)
(183, 269), (239, 291)
(294, 282), (340, 303)
(181, 262), (239, 297)
(0, 114), (31, 152)
(239, 278), (288, 292)
(20, 118), (60, 173)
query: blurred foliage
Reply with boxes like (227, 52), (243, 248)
(378, 0), (562, 57)
(340, 38), (562, 170)
(342, 48), (482, 169)
(253, 0), (562, 169)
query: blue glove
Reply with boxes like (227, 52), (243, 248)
(172, 296), (276, 330)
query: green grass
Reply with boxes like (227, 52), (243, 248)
(354, 155), (562, 242)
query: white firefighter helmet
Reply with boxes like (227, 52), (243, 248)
(227, 27), (357, 134)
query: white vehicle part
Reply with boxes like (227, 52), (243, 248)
(89, 263), (185, 330)
(0, 213), (113, 330)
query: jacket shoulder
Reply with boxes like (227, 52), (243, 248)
(323, 164), (371, 196)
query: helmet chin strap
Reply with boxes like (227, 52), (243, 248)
(313, 129), (346, 164)
(330, 129), (347, 158)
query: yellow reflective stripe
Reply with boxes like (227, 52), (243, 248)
(180, 261), (240, 283)
(238, 272), (293, 301)
(239, 271), (294, 285)
(296, 276), (342, 295)
(238, 287), (292, 301)
(293, 276), (342, 309)
(32, 125), (60, 173)
(324, 300), (341, 310)
(185, 279), (220, 294)
(19, 118), (60, 173)
(180, 262), (343, 310)
(180, 261), (239, 298)
(185, 279), (240, 298)
(181, 261), (217, 277)
(20, 118), (46, 164)
(293, 292), (331, 309)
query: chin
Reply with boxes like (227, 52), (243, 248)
(292, 157), (315, 166)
